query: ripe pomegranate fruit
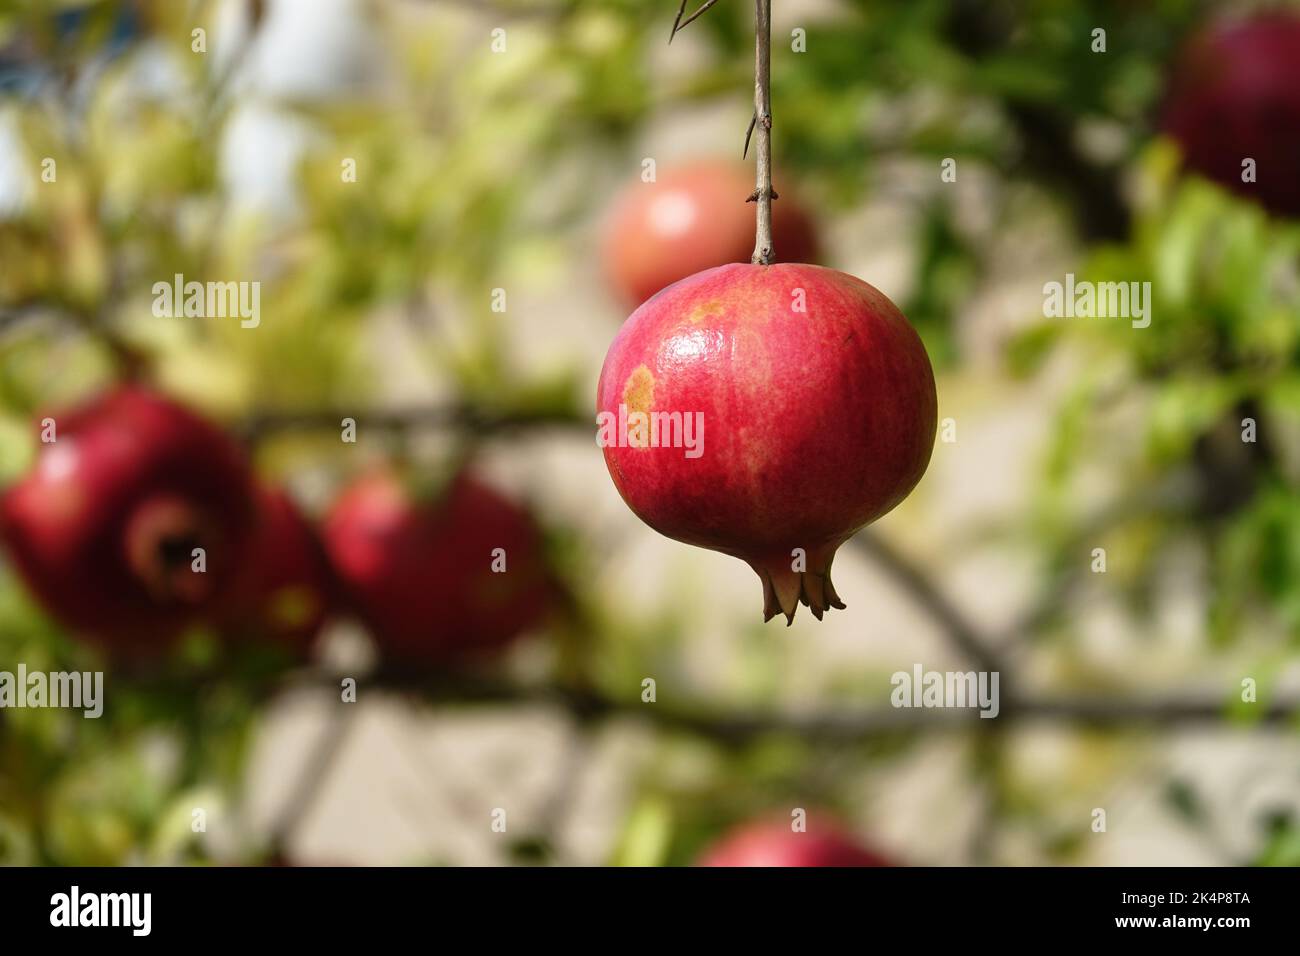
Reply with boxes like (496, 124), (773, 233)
(603, 160), (819, 306)
(322, 470), (552, 663)
(0, 386), (257, 650)
(1162, 13), (1300, 217)
(597, 262), (936, 624)
(223, 485), (333, 653)
(698, 819), (891, 867)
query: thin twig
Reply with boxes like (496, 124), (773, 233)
(670, 0), (721, 43)
(749, 0), (774, 264)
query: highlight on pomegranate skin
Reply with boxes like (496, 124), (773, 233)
(603, 160), (819, 306)
(597, 262), (937, 624)
(1162, 12), (1300, 218)
(697, 819), (891, 867)
(0, 386), (258, 651)
(322, 469), (553, 664)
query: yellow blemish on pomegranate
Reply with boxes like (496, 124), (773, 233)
(622, 365), (655, 448)
(687, 298), (724, 324)
(623, 365), (655, 413)
(269, 586), (318, 628)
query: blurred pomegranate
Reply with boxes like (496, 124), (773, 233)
(223, 485), (334, 654)
(0, 386), (257, 651)
(697, 819), (891, 867)
(603, 160), (819, 305)
(1162, 13), (1300, 217)
(322, 470), (552, 663)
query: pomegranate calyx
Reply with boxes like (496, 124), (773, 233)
(124, 495), (217, 604)
(751, 543), (847, 625)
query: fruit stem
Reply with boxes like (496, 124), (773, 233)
(750, 0), (775, 265)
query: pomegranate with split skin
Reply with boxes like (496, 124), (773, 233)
(0, 386), (257, 650)
(603, 160), (819, 306)
(597, 262), (936, 624)
(698, 819), (891, 867)
(223, 485), (334, 653)
(322, 470), (552, 663)
(1162, 13), (1300, 217)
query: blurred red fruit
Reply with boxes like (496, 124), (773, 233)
(0, 386), (257, 651)
(223, 486), (334, 653)
(1162, 13), (1300, 217)
(322, 470), (551, 663)
(603, 160), (819, 305)
(597, 262), (936, 623)
(698, 819), (891, 867)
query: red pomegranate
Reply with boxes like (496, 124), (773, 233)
(1162, 13), (1300, 217)
(223, 485), (333, 653)
(698, 819), (891, 867)
(322, 470), (552, 663)
(597, 262), (936, 624)
(603, 160), (819, 306)
(0, 386), (257, 651)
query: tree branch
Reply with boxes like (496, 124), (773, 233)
(849, 531), (1010, 675)
(265, 700), (357, 857)
(240, 403), (589, 444)
(0, 304), (52, 333)
(280, 669), (1297, 746)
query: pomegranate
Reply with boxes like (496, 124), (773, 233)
(0, 386), (257, 651)
(1162, 13), (1300, 217)
(603, 160), (819, 306)
(698, 819), (891, 867)
(322, 470), (552, 663)
(597, 262), (936, 624)
(223, 485), (333, 653)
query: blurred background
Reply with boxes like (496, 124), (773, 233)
(0, 0), (1298, 867)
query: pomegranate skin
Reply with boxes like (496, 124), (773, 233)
(1162, 13), (1300, 217)
(0, 386), (257, 651)
(223, 486), (334, 654)
(597, 262), (936, 624)
(322, 471), (552, 663)
(698, 820), (890, 868)
(603, 161), (819, 306)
